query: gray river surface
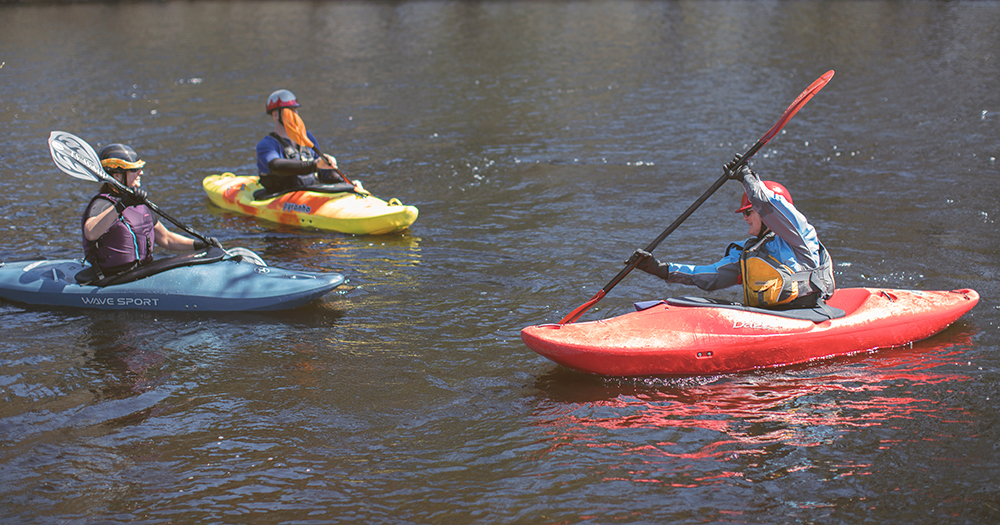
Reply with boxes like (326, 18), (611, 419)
(1, 1), (998, 523)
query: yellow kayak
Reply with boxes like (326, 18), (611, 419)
(202, 173), (418, 235)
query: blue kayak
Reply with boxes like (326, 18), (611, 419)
(0, 247), (344, 312)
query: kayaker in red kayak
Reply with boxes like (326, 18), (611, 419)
(255, 89), (347, 196)
(629, 155), (836, 311)
(81, 143), (220, 278)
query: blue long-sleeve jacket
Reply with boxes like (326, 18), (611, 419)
(665, 173), (829, 293)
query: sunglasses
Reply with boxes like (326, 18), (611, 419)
(742, 210), (753, 218)
(109, 168), (142, 175)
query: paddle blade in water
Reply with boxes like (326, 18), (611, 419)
(48, 130), (109, 183)
(282, 108), (315, 148)
(225, 247), (268, 267)
(558, 290), (606, 324)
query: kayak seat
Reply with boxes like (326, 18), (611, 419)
(640, 296), (846, 323)
(253, 182), (357, 201)
(75, 246), (227, 287)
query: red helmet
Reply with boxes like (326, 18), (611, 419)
(266, 89), (301, 114)
(736, 181), (792, 213)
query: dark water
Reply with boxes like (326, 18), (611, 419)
(2, 1), (999, 523)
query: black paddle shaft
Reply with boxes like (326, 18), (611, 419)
(92, 165), (214, 247)
(604, 140), (761, 296)
(48, 131), (213, 246)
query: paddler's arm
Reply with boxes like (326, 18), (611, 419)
(308, 134), (338, 170)
(267, 158), (323, 177)
(667, 258), (742, 291)
(82, 188), (147, 241)
(629, 248), (741, 291)
(154, 222), (197, 251)
(269, 155), (349, 185)
(153, 222), (220, 252)
(316, 154), (337, 170)
(82, 199), (119, 241)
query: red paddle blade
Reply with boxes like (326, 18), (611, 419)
(558, 290), (606, 324)
(760, 70), (834, 146)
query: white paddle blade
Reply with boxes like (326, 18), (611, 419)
(225, 247), (268, 267)
(48, 130), (109, 183)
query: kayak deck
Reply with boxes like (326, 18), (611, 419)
(203, 173), (417, 235)
(521, 288), (979, 376)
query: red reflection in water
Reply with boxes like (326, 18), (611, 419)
(530, 326), (978, 479)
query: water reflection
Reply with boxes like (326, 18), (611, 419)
(2, 0), (998, 520)
(0, 316), (180, 446)
(84, 318), (173, 403)
(531, 325), (977, 480)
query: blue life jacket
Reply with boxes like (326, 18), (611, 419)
(257, 132), (320, 193)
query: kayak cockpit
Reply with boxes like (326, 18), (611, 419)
(75, 246), (228, 287)
(253, 182), (358, 201)
(634, 288), (878, 323)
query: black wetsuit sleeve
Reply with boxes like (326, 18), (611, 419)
(267, 158), (319, 177)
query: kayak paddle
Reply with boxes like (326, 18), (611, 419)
(47, 131), (266, 267)
(281, 108), (358, 187)
(48, 130), (217, 246)
(558, 70), (835, 324)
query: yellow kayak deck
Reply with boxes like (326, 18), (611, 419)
(203, 173), (418, 235)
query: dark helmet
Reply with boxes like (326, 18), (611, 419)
(99, 143), (145, 174)
(736, 181), (792, 213)
(266, 89), (301, 114)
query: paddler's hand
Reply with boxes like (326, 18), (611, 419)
(724, 154), (743, 173)
(627, 249), (670, 279)
(317, 154), (338, 170)
(627, 249), (662, 273)
(723, 154), (753, 182)
(626, 249), (652, 267)
(351, 179), (370, 195)
(115, 187), (147, 214)
(193, 237), (223, 250)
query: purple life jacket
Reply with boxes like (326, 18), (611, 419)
(81, 192), (156, 274)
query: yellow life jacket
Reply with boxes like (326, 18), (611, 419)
(739, 232), (835, 308)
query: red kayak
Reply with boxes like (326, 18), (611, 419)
(521, 288), (979, 376)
